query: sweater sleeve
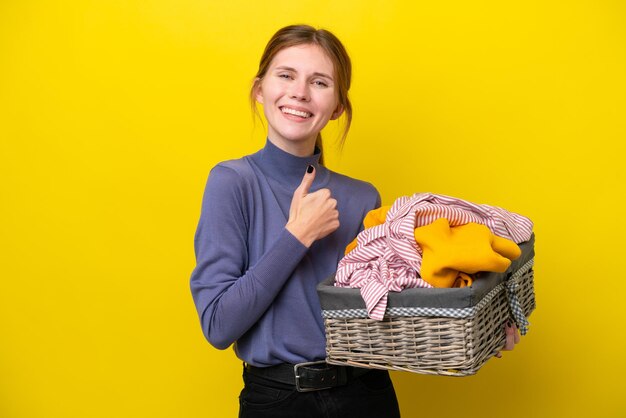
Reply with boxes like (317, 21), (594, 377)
(189, 165), (309, 349)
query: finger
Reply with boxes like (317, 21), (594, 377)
(295, 164), (316, 197)
(512, 323), (520, 344)
(495, 352), (502, 359)
(311, 187), (330, 199)
(504, 323), (515, 350)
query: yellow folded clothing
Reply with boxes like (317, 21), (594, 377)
(413, 218), (521, 288)
(344, 206), (391, 255)
(363, 205), (390, 229)
(344, 209), (521, 288)
(453, 272), (473, 288)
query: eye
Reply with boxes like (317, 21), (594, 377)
(278, 73), (293, 80)
(313, 80), (329, 88)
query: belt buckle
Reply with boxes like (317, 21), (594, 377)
(294, 361), (333, 392)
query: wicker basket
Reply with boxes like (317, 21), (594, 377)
(317, 236), (535, 376)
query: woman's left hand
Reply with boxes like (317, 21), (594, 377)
(495, 322), (520, 358)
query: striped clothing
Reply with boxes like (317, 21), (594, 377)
(335, 193), (534, 320)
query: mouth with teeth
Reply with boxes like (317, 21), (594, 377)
(280, 106), (313, 119)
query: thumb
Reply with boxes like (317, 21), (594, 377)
(295, 164), (316, 197)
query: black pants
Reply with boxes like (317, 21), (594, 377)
(239, 367), (401, 418)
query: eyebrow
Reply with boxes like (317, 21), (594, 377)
(274, 66), (334, 81)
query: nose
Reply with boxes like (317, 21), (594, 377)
(288, 79), (310, 102)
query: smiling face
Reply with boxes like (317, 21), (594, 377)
(254, 44), (344, 156)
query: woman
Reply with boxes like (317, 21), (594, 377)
(190, 25), (401, 417)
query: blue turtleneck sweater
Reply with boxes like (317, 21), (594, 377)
(190, 140), (380, 367)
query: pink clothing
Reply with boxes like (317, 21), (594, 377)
(335, 193), (534, 320)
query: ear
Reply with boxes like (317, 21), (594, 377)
(253, 78), (264, 104)
(330, 104), (344, 120)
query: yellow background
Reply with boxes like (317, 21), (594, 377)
(1, 1), (625, 417)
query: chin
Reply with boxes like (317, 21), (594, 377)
(278, 132), (316, 144)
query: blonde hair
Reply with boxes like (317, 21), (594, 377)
(250, 25), (353, 164)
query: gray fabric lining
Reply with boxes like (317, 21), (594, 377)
(317, 234), (535, 311)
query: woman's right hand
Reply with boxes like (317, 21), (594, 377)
(286, 165), (340, 247)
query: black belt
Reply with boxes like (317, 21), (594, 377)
(244, 361), (371, 392)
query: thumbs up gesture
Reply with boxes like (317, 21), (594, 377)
(286, 165), (340, 247)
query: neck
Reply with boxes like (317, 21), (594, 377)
(252, 138), (324, 190)
(267, 135), (317, 158)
